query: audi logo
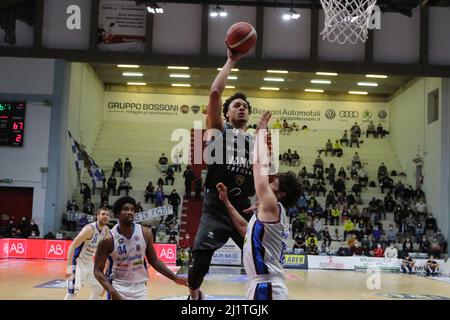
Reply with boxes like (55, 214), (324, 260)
(339, 111), (359, 118)
(325, 109), (336, 120)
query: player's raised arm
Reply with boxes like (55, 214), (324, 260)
(253, 111), (279, 222)
(65, 226), (93, 277)
(216, 183), (248, 237)
(143, 227), (187, 286)
(93, 237), (120, 299)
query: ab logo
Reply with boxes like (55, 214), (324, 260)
(160, 248), (175, 260)
(10, 243), (25, 254)
(48, 244), (64, 256)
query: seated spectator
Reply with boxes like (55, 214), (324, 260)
(351, 181), (362, 196)
(384, 242), (398, 258)
(361, 235), (372, 255)
(27, 220), (40, 238)
(372, 243), (384, 257)
(333, 140), (343, 157)
(349, 131), (359, 148)
(419, 235), (430, 254)
(386, 224), (397, 244)
(415, 186), (426, 202)
(107, 175), (117, 196)
(348, 205), (359, 223)
(401, 253), (415, 274)
(377, 162), (388, 181)
(301, 125), (309, 131)
(292, 151), (300, 166)
(371, 225), (382, 243)
(282, 120), (292, 135)
(313, 155), (324, 174)
(183, 165), (195, 198)
(80, 183), (91, 205)
(325, 139), (334, 156)
(433, 229), (447, 253)
(117, 177), (132, 196)
(403, 237), (414, 254)
(158, 153), (169, 172)
(351, 241), (364, 256)
(351, 122), (361, 138)
(306, 233), (319, 255)
(380, 176), (394, 194)
(377, 124), (385, 138)
(285, 149), (293, 166)
(430, 238), (442, 259)
(414, 198), (427, 218)
(292, 122), (299, 132)
(330, 206), (340, 226)
(293, 232), (307, 252)
(298, 167), (308, 180)
(357, 166), (368, 187)
(327, 163), (336, 185)
(292, 214), (306, 238)
(165, 166), (175, 185)
(425, 255), (439, 277)
(347, 233), (358, 248)
(351, 152), (361, 167)
(349, 164), (359, 180)
(340, 130), (349, 147)
(425, 213), (437, 233)
(44, 231), (56, 239)
(338, 167), (347, 180)
(344, 219), (355, 240)
(123, 157), (133, 178)
(145, 181), (155, 203)
(333, 178), (346, 194)
(83, 199), (95, 215)
(155, 187), (165, 207)
(366, 121), (377, 138)
(313, 217), (323, 234)
(272, 118), (282, 129)
(112, 158), (123, 177)
(321, 227), (332, 247)
(415, 223), (424, 243)
(100, 187), (109, 205)
(332, 228), (343, 242)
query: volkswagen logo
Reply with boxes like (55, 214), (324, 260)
(325, 109), (336, 120)
(363, 110), (373, 119)
(339, 111), (359, 118)
(378, 110), (387, 119)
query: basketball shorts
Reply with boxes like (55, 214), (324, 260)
(67, 260), (102, 295)
(246, 282), (288, 300)
(109, 280), (147, 300)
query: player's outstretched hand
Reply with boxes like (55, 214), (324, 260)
(174, 276), (188, 287)
(216, 183), (229, 203)
(256, 111), (272, 132)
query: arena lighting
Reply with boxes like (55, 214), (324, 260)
(218, 68), (239, 72)
(316, 72), (338, 76)
(117, 64), (140, 68)
(267, 70), (289, 74)
(225, 85), (235, 89)
(171, 83), (191, 87)
(169, 74), (191, 78)
(311, 79), (331, 84)
(260, 87), (280, 91)
(167, 66), (189, 70)
(210, 5), (227, 18)
(227, 76), (238, 80)
(127, 82), (147, 86)
(282, 8), (300, 21)
(146, 2), (163, 14)
(357, 82), (378, 87)
(349, 91), (368, 95)
(366, 74), (388, 79)
(122, 72), (144, 77)
(264, 77), (285, 82)
(305, 89), (324, 93)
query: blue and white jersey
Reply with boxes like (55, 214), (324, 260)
(73, 222), (108, 265)
(243, 203), (289, 282)
(107, 223), (149, 284)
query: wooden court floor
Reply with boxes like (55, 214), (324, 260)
(0, 259), (449, 300)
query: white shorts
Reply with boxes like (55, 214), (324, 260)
(246, 281), (288, 300)
(109, 280), (148, 300)
(67, 260), (103, 295)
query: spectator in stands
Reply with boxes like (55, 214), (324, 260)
(340, 130), (349, 147)
(292, 151), (300, 166)
(155, 187), (165, 207)
(348, 205), (359, 223)
(292, 214), (306, 239)
(366, 121), (377, 138)
(272, 118), (282, 129)
(18, 217), (29, 235)
(414, 198), (427, 219)
(292, 122), (299, 132)
(351, 152), (361, 167)
(183, 165), (194, 199)
(415, 223), (424, 244)
(44, 231), (56, 239)
(332, 228), (343, 242)
(145, 181), (155, 203)
(123, 157), (132, 178)
(338, 167), (347, 180)
(25, 220), (39, 238)
(135, 201), (144, 213)
(306, 233), (319, 255)
(347, 233), (358, 248)
(349, 131), (359, 148)
(324, 139), (333, 156)
(117, 177), (132, 196)
(351, 122), (361, 138)
(282, 119), (291, 135)
(386, 224), (397, 244)
(384, 192), (395, 213)
(420, 235), (430, 254)
(430, 238), (442, 258)
(285, 149), (294, 166)
(158, 153), (169, 172)
(194, 176), (202, 199)
(361, 235), (371, 255)
(173, 146), (183, 173)
(293, 232), (307, 252)
(377, 123), (385, 138)
(384, 242), (398, 258)
(351, 180), (362, 197)
(403, 237), (414, 254)
(377, 162), (388, 181)
(401, 253), (415, 274)
(425, 255), (439, 277)
(331, 205), (340, 226)
(380, 175), (394, 194)
(321, 227), (332, 248)
(299, 167), (308, 180)
(100, 187), (109, 205)
(344, 219), (354, 240)
(313, 155), (324, 174)
(313, 217), (323, 234)
(357, 166), (368, 188)
(326, 191), (336, 208)
(112, 158), (123, 177)
(371, 225), (382, 243)
(334, 177), (346, 195)
(81, 199), (94, 216)
(157, 177), (165, 188)
(165, 166), (175, 185)
(372, 243), (384, 257)
(167, 189), (181, 221)
(433, 229), (447, 253)
(327, 163), (336, 185)
(415, 187), (426, 202)
(349, 163), (359, 180)
(333, 140), (343, 157)
(80, 183), (91, 205)
(351, 241), (364, 256)
(107, 175), (117, 196)
(425, 213), (438, 233)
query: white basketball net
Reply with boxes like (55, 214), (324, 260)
(320, 0), (377, 44)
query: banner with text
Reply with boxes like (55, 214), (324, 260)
(104, 92), (389, 130)
(211, 238), (242, 266)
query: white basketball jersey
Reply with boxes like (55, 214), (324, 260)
(107, 223), (149, 284)
(243, 203), (289, 282)
(73, 222), (108, 265)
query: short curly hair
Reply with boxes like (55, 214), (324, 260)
(112, 196), (137, 218)
(222, 92), (252, 122)
(278, 172), (302, 209)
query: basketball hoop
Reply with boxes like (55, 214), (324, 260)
(320, 0), (377, 44)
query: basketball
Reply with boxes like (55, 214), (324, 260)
(225, 22), (257, 54)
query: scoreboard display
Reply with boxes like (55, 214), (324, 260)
(0, 102), (26, 147)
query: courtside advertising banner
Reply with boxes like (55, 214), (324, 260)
(284, 254), (308, 269)
(211, 239), (242, 266)
(307, 255), (356, 270)
(354, 256), (399, 271)
(154, 244), (177, 264)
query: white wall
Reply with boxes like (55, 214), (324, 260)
(389, 78), (445, 235)
(0, 104), (51, 228)
(65, 63), (105, 199)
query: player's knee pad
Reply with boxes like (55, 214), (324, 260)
(188, 250), (213, 290)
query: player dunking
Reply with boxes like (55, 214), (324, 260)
(217, 112), (301, 299)
(187, 49), (260, 300)
(94, 196), (186, 300)
(65, 207), (111, 300)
